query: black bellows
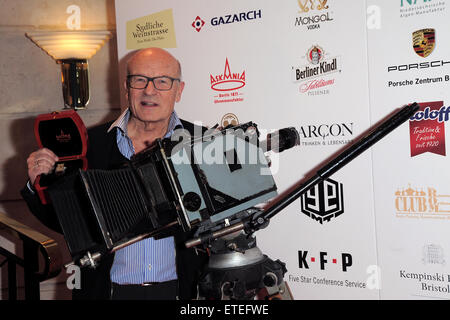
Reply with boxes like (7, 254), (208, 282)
(48, 167), (154, 259)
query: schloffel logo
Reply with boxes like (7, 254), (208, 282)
(295, 0), (333, 30)
(298, 122), (354, 147)
(191, 10), (262, 32)
(210, 58), (245, 104)
(292, 45), (340, 96)
(298, 250), (353, 272)
(409, 101), (449, 157)
(300, 178), (344, 224)
(395, 184), (450, 219)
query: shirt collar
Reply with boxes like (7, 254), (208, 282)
(107, 108), (182, 137)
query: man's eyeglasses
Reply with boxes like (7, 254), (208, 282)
(127, 75), (180, 91)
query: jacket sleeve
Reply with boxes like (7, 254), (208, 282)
(20, 182), (63, 233)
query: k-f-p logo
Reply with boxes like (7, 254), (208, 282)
(298, 250), (353, 272)
(300, 178), (344, 224)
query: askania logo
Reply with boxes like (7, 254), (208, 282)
(210, 58), (245, 104)
(409, 101), (449, 157)
(395, 184), (450, 219)
(191, 10), (262, 32)
(298, 122), (354, 147)
(400, 0), (446, 19)
(292, 45), (340, 96)
(295, 0), (333, 30)
(300, 178), (344, 224)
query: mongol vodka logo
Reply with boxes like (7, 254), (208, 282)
(409, 101), (450, 157)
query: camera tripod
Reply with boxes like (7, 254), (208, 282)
(187, 103), (419, 300)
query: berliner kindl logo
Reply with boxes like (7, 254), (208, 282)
(413, 28), (435, 58)
(300, 178), (344, 224)
(307, 45), (324, 65)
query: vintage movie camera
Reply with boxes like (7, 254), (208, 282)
(45, 121), (300, 269)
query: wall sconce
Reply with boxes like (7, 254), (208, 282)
(26, 31), (112, 110)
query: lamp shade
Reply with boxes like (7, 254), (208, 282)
(26, 30), (112, 60)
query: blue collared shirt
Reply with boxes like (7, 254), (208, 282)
(108, 108), (181, 284)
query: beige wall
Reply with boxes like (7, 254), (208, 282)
(0, 0), (121, 299)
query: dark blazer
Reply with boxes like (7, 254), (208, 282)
(21, 118), (208, 300)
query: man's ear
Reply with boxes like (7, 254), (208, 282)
(175, 81), (185, 103)
(124, 80), (129, 99)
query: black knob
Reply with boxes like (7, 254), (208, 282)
(183, 192), (202, 212)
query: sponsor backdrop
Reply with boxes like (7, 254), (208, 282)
(114, 0), (450, 299)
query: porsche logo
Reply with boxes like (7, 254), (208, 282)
(413, 28), (435, 58)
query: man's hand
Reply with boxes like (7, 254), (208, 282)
(27, 148), (59, 185)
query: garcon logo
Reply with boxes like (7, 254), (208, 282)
(298, 122), (354, 146)
(298, 250), (353, 272)
(300, 178), (344, 224)
(409, 101), (449, 157)
(413, 29), (435, 58)
(210, 58), (246, 91)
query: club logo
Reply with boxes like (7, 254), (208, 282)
(395, 184), (450, 219)
(409, 101), (449, 157)
(413, 29), (435, 58)
(192, 16), (205, 32)
(300, 178), (344, 224)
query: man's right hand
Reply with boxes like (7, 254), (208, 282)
(27, 148), (59, 185)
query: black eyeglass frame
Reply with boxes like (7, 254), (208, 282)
(126, 74), (181, 91)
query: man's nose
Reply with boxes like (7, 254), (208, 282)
(144, 80), (157, 94)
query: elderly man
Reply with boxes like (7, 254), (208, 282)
(21, 48), (208, 300)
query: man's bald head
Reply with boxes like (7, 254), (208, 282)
(126, 47), (182, 79)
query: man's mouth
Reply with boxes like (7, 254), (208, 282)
(140, 101), (158, 107)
